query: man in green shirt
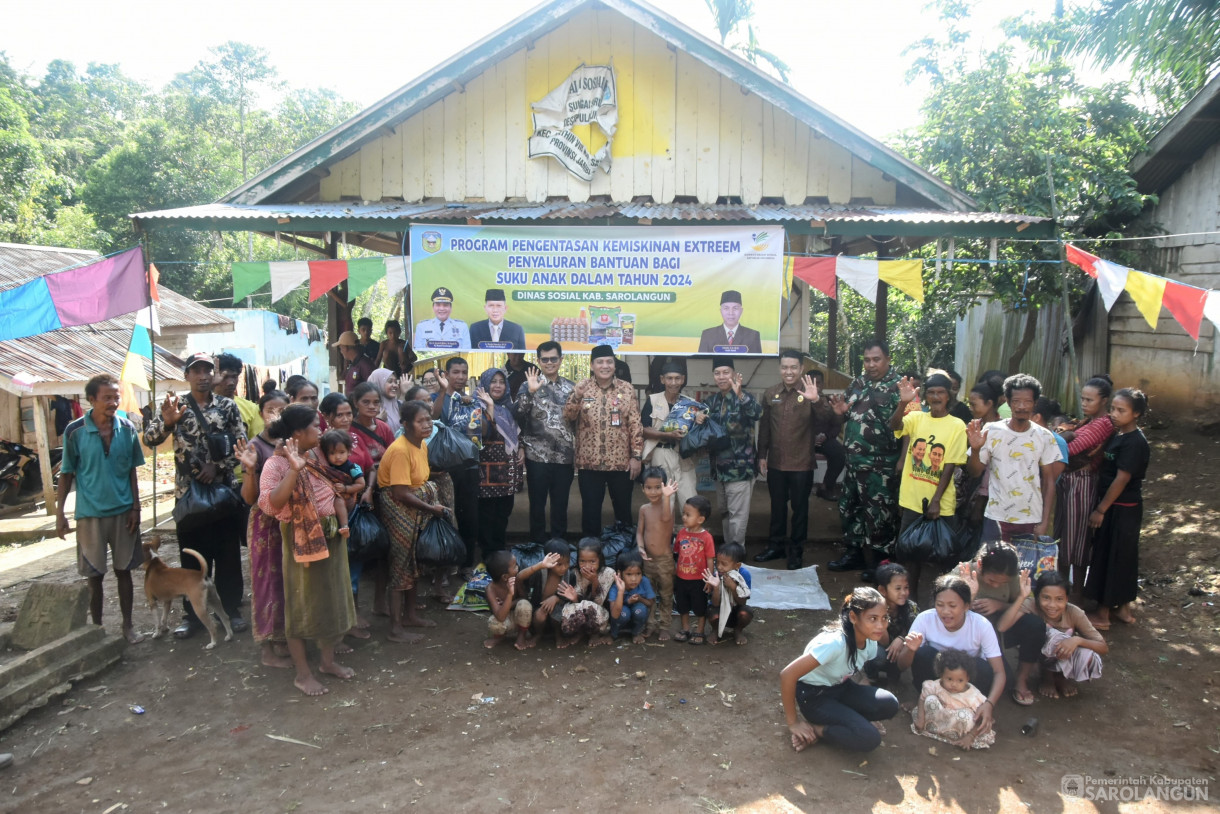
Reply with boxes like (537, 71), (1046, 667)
(57, 374), (146, 643)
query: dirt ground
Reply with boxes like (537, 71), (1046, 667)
(0, 425), (1216, 813)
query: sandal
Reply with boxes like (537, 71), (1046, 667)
(673, 630), (691, 643)
(689, 633), (706, 645)
(1011, 688), (1036, 706)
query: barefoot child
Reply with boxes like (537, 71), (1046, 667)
(673, 496), (715, 645)
(704, 542), (752, 645)
(911, 648), (996, 749)
(320, 430), (365, 537)
(637, 467), (679, 640)
(608, 552), (655, 644)
(998, 570), (1106, 698)
(484, 551), (532, 650)
(532, 539), (571, 640)
(864, 563), (918, 685)
(780, 588), (900, 753)
(553, 540), (616, 648)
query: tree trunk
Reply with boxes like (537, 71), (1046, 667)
(1007, 306), (1039, 374)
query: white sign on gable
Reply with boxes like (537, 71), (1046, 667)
(528, 63), (616, 182)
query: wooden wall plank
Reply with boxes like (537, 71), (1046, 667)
(608, 12), (635, 201)
(546, 17), (577, 200)
(761, 101), (784, 199)
(587, 7), (615, 200)
(718, 76), (741, 199)
(805, 132), (830, 198)
(465, 74), (484, 200)
(739, 91), (763, 205)
(503, 48), (527, 199)
(483, 63), (507, 203)
(695, 57), (720, 204)
(339, 154), (360, 198)
(319, 157), (341, 200)
(631, 23), (655, 199)
(359, 138), (382, 201)
(674, 50), (699, 198)
(827, 140), (852, 203)
(851, 156), (896, 205)
(422, 100), (445, 198)
(562, 12), (592, 202)
(402, 112), (424, 202)
(443, 91), (466, 201)
(783, 109), (806, 205)
(524, 34), (550, 202)
(381, 126), (403, 199)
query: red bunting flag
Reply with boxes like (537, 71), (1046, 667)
(791, 256), (838, 299)
(1161, 280), (1208, 340)
(1065, 244), (1100, 277)
(307, 260), (349, 302)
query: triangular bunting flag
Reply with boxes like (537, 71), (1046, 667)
(308, 260), (349, 302)
(1093, 259), (1129, 312)
(147, 262), (161, 302)
(836, 257), (880, 302)
(1161, 280), (1208, 340)
(878, 259), (924, 303)
(1204, 290), (1220, 333)
(134, 304), (161, 336)
(790, 257), (837, 299)
(782, 257), (794, 298)
(232, 261), (271, 303)
(1065, 244), (1100, 277)
(385, 256), (410, 298)
(120, 324), (153, 390)
(1124, 270), (1167, 329)
(347, 257), (388, 301)
(270, 261), (311, 303)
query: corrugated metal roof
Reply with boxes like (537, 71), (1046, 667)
(0, 242), (232, 333)
(132, 200), (1048, 228)
(0, 327), (187, 393)
(1131, 73), (1220, 195)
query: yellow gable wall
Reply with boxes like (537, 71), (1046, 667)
(318, 7), (896, 207)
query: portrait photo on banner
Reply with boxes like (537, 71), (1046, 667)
(408, 225), (784, 355)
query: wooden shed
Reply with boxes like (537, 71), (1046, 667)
(1119, 75), (1220, 412)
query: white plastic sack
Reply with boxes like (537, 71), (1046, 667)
(744, 564), (831, 611)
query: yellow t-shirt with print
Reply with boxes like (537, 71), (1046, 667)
(896, 411), (967, 515)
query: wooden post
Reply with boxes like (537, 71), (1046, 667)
(31, 396), (55, 515)
(874, 282), (888, 340)
(827, 297), (839, 371)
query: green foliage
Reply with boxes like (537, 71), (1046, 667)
(702, 0), (790, 82)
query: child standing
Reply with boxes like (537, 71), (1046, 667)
(637, 467), (679, 641)
(1085, 388), (1151, 630)
(553, 540), (616, 648)
(321, 429), (366, 536)
(608, 552), (655, 643)
(911, 648), (996, 749)
(704, 542), (752, 645)
(864, 563), (919, 685)
(483, 551), (532, 650)
(672, 496), (715, 645)
(780, 588), (900, 753)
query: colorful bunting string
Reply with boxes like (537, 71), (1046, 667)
(120, 324), (154, 391)
(230, 256), (411, 304)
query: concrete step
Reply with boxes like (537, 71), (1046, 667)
(0, 626), (126, 731)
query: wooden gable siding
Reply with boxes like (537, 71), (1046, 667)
(318, 8), (895, 207)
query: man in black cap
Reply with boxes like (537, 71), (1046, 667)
(470, 288), (527, 349)
(414, 287), (471, 349)
(143, 352), (249, 638)
(698, 290), (762, 353)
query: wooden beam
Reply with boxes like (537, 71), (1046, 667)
(31, 396), (55, 515)
(261, 232), (330, 256)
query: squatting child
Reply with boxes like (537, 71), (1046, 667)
(532, 539), (572, 640)
(673, 496), (715, 645)
(608, 551), (655, 643)
(864, 563), (919, 685)
(637, 467), (679, 641)
(704, 542), (752, 645)
(484, 551), (532, 650)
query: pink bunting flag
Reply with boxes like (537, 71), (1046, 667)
(1161, 280), (1208, 340)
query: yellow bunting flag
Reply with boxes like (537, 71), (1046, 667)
(782, 257), (794, 298)
(878, 259), (925, 303)
(1123, 270), (1167, 329)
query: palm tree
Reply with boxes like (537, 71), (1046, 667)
(704, 0), (791, 83)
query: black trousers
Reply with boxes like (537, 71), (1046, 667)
(817, 437), (846, 487)
(526, 460), (574, 542)
(177, 509), (244, 621)
(451, 467), (481, 568)
(578, 469), (634, 538)
(767, 468), (813, 551)
(477, 494), (515, 557)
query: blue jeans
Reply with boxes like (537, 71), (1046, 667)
(795, 681), (899, 752)
(610, 603), (650, 638)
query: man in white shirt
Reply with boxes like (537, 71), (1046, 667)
(414, 287), (471, 349)
(966, 373), (1062, 542)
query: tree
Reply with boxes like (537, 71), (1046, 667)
(1066, 0), (1220, 114)
(703, 0), (790, 82)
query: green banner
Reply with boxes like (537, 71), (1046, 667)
(409, 225), (783, 355)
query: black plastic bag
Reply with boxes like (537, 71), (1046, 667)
(172, 480), (243, 534)
(599, 522), (636, 569)
(511, 542), (545, 573)
(346, 502), (389, 563)
(894, 502), (959, 565)
(679, 414), (729, 458)
(416, 512), (466, 567)
(427, 424), (479, 473)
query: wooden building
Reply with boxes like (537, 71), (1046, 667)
(132, 0), (1050, 389)
(1119, 75), (1220, 411)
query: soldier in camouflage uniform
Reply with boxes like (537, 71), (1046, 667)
(828, 339), (902, 577)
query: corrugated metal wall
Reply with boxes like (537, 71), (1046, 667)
(955, 287), (1109, 415)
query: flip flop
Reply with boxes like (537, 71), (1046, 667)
(673, 630), (691, 643)
(689, 633), (706, 645)
(1011, 689), (1035, 706)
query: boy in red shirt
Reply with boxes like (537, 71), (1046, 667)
(673, 496), (715, 644)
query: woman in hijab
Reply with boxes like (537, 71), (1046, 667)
(368, 369), (403, 435)
(474, 368), (524, 558)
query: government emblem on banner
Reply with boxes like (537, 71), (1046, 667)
(420, 231), (442, 254)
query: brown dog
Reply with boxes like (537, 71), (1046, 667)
(141, 537), (234, 649)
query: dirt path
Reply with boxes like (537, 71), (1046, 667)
(0, 425), (1216, 813)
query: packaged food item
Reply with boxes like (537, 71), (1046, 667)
(619, 314), (635, 345)
(589, 305), (622, 330)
